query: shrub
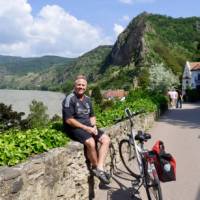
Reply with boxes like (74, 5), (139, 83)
(185, 88), (200, 102)
(91, 86), (103, 105)
(148, 63), (179, 93)
(0, 103), (27, 132)
(27, 100), (49, 128)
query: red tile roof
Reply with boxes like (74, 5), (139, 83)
(103, 89), (128, 99)
(189, 62), (200, 71)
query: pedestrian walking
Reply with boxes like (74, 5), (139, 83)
(176, 90), (183, 108)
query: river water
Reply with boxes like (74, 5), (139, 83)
(0, 89), (66, 118)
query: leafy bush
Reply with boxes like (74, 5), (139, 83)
(27, 100), (49, 128)
(185, 88), (200, 102)
(0, 125), (69, 166)
(148, 63), (179, 93)
(100, 99), (115, 110)
(94, 89), (166, 127)
(91, 86), (103, 105)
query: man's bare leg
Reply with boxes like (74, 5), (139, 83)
(84, 137), (98, 167)
(97, 135), (110, 170)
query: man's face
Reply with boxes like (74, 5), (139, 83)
(74, 78), (87, 96)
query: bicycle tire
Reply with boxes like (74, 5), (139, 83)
(119, 139), (140, 178)
(144, 161), (163, 200)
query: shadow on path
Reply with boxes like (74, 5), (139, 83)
(102, 165), (144, 200)
(158, 103), (200, 129)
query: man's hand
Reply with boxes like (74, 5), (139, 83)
(85, 126), (98, 135)
(66, 118), (98, 135)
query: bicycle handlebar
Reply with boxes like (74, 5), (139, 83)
(114, 108), (145, 125)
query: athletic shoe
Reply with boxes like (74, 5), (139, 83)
(91, 168), (110, 185)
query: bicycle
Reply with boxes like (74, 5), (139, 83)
(118, 108), (163, 200)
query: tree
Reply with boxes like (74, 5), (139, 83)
(91, 86), (103, 105)
(27, 100), (49, 128)
(0, 103), (26, 132)
(148, 63), (179, 93)
(62, 80), (73, 94)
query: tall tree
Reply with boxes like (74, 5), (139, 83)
(91, 86), (103, 105)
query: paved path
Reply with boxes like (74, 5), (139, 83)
(94, 103), (200, 200)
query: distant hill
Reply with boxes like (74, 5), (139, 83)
(0, 55), (75, 75)
(0, 12), (200, 91)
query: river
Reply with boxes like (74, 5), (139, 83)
(0, 89), (66, 118)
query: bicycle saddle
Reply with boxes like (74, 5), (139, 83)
(135, 131), (151, 142)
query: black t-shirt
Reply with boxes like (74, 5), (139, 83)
(62, 92), (94, 129)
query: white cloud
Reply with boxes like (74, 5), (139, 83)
(114, 24), (125, 37)
(119, 0), (155, 4)
(0, 0), (112, 57)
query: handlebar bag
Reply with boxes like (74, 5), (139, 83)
(152, 140), (176, 182)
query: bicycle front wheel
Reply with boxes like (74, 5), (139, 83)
(144, 161), (163, 200)
(119, 139), (140, 178)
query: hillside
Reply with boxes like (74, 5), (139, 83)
(0, 55), (75, 75)
(0, 13), (200, 91)
(0, 46), (112, 91)
(104, 13), (200, 73)
(97, 13), (200, 89)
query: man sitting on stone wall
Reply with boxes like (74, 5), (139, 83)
(62, 75), (111, 184)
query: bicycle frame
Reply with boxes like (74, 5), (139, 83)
(130, 125), (149, 179)
(122, 108), (163, 200)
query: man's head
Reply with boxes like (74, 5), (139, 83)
(74, 75), (87, 97)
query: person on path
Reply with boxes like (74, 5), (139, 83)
(167, 90), (173, 107)
(169, 89), (178, 108)
(176, 89), (183, 108)
(62, 75), (110, 184)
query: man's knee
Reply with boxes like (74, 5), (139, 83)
(100, 134), (110, 145)
(84, 137), (96, 149)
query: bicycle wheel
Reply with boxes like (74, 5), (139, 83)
(144, 161), (163, 200)
(119, 139), (140, 178)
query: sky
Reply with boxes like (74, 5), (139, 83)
(0, 0), (199, 58)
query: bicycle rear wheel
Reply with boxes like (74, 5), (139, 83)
(144, 161), (163, 200)
(119, 139), (140, 178)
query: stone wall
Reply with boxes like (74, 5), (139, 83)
(0, 113), (155, 200)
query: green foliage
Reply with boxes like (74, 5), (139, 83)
(91, 86), (103, 105)
(0, 103), (27, 132)
(100, 100), (115, 110)
(27, 100), (49, 128)
(0, 125), (69, 166)
(61, 80), (74, 94)
(146, 15), (200, 75)
(94, 89), (167, 127)
(138, 67), (150, 89)
(50, 114), (62, 122)
(148, 63), (179, 93)
(185, 88), (200, 102)
(99, 65), (137, 90)
(0, 55), (74, 75)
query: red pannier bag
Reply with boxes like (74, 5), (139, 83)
(152, 140), (176, 182)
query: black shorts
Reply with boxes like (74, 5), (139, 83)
(65, 127), (104, 144)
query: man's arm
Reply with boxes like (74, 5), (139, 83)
(66, 118), (97, 135)
(90, 116), (96, 127)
